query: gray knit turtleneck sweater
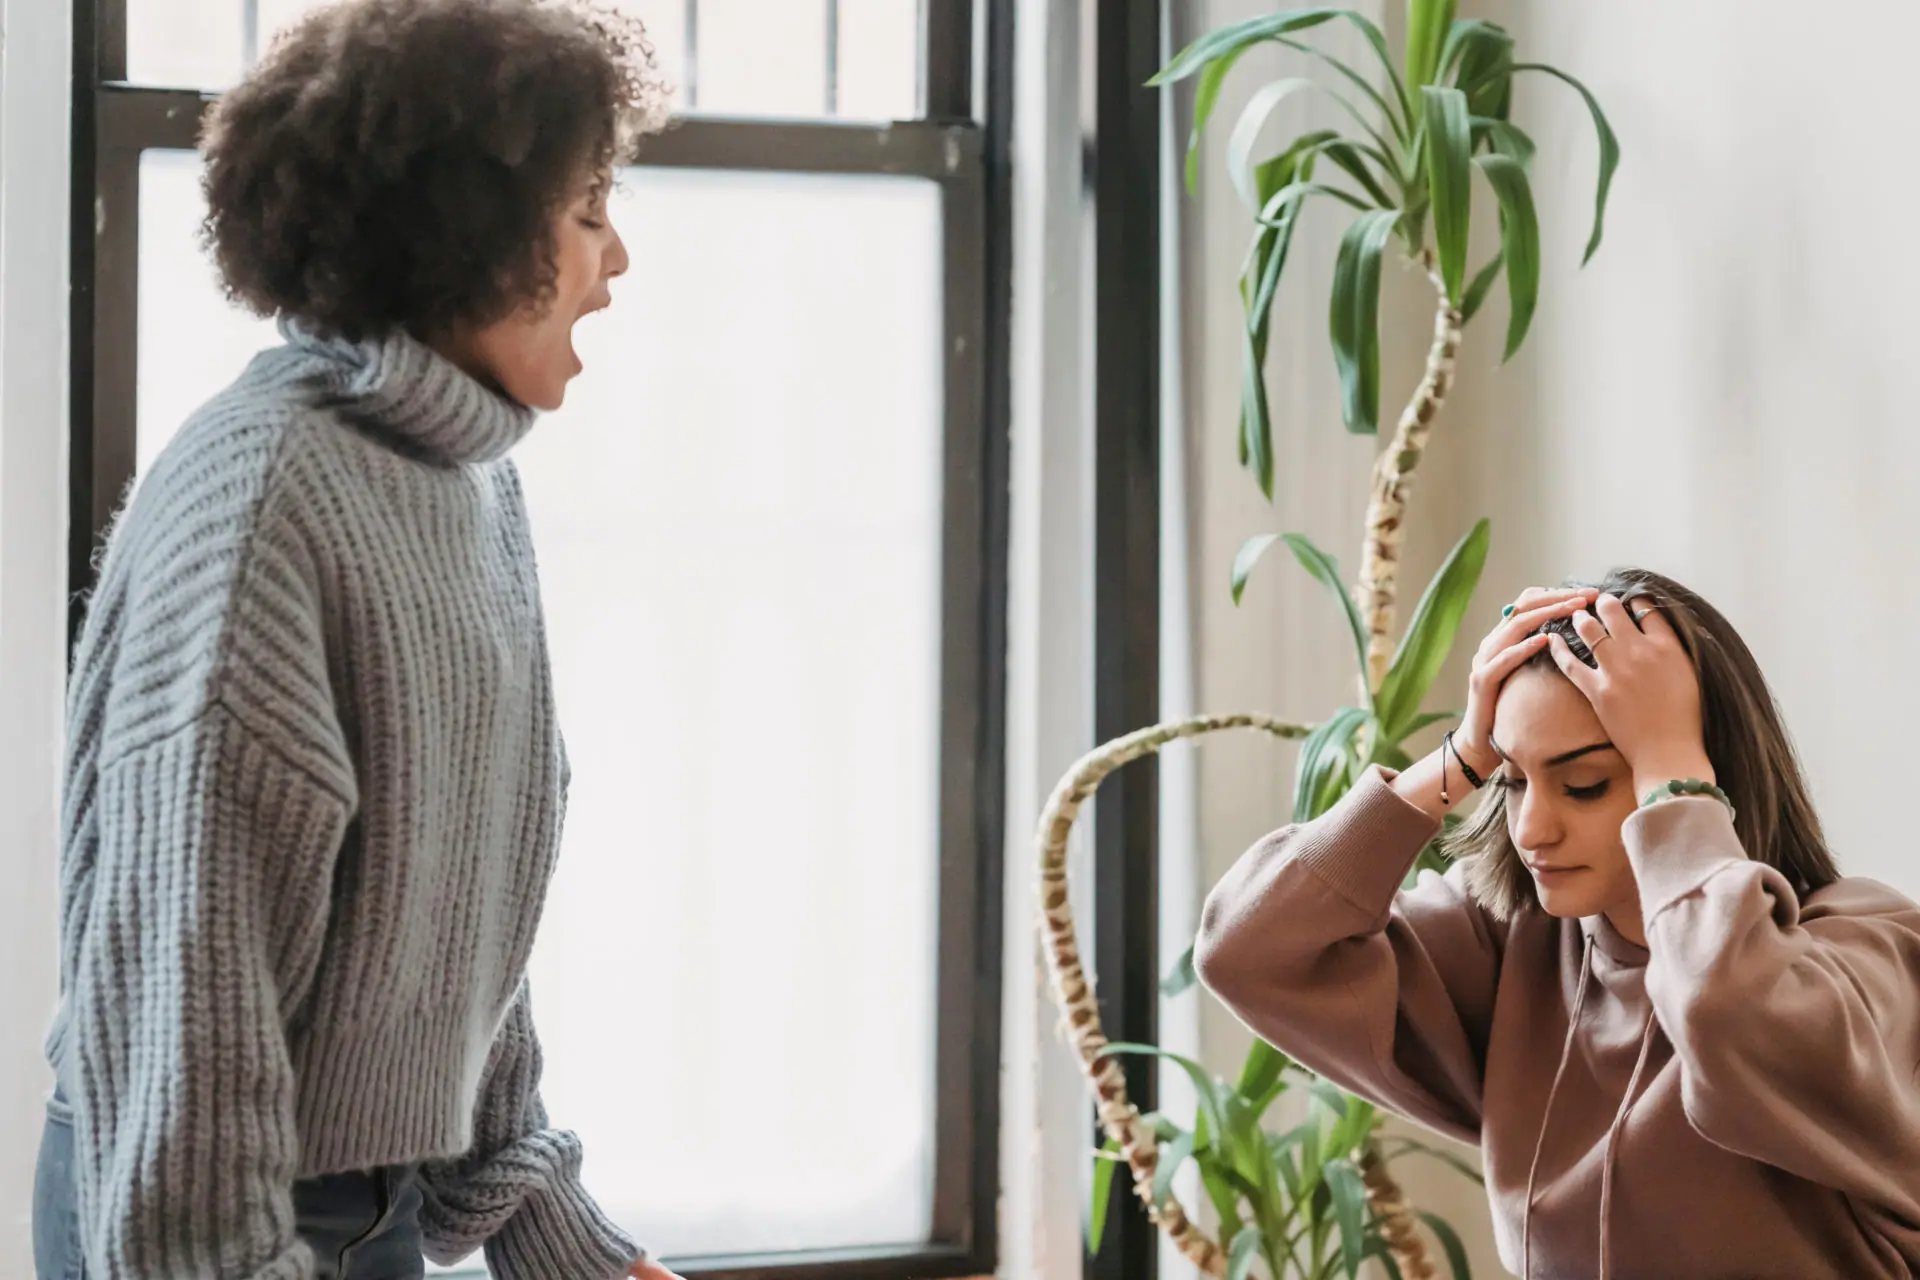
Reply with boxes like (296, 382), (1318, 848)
(48, 323), (642, 1279)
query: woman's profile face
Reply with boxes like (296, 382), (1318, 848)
(1490, 664), (1645, 936)
(445, 174), (630, 411)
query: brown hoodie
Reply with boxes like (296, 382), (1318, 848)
(1195, 767), (1920, 1279)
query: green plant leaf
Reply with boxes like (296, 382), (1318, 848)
(1473, 117), (1535, 168)
(1364, 1238), (1409, 1280)
(1269, 1120), (1314, 1200)
(1310, 1078), (1351, 1119)
(1226, 1224), (1266, 1280)
(1237, 139), (1323, 496)
(1216, 1090), (1282, 1198)
(1280, 533), (1373, 691)
(1195, 1109), (1248, 1240)
(1236, 1037), (1291, 1100)
(1230, 534), (1280, 605)
(1258, 177), (1375, 226)
(1089, 1137), (1122, 1253)
(1421, 87), (1472, 304)
(1460, 250), (1505, 324)
(1375, 518), (1491, 739)
(1318, 139), (1396, 209)
(1097, 1043), (1228, 1144)
(1446, 19), (1514, 119)
(1513, 63), (1618, 264)
(1473, 154), (1540, 359)
(1186, 45), (1255, 194)
(1402, 709), (1461, 736)
(1227, 79), (1321, 212)
(1437, 18), (1509, 84)
(1381, 1137), (1487, 1186)
(1294, 706), (1367, 823)
(1372, 739), (1414, 772)
(1325, 1156), (1369, 1279)
(1328, 208), (1401, 435)
(1419, 1210), (1475, 1280)
(1272, 36), (1408, 152)
(1153, 1127), (1195, 1207)
(1161, 943), (1198, 997)
(1403, 0), (1456, 89)
(1327, 1094), (1377, 1161)
(1140, 1110), (1184, 1143)
(1153, 8), (1345, 86)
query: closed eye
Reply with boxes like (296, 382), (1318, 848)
(1565, 781), (1610, 801)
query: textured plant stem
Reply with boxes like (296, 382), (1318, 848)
(1036, 713), (1438, 1278)
(1363, 1144), (1441, 1280)
(1355, 253), (1464, 694)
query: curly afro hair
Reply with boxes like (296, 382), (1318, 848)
(201, 0), (669, 342)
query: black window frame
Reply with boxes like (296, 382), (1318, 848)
(67, 1), (1012, 1277)
(1086, 2), (1162, 1279)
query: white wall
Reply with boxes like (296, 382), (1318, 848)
(1185, 1), (1920, 1276)
(1453, 0), (1920, 906)
(0, 0), (73, 1263)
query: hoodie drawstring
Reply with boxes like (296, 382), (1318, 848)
(1522, 936), (1593, 1280)
(1597, 1011), (1659, 1280)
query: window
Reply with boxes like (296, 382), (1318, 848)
(72, 1), (1009, 1276)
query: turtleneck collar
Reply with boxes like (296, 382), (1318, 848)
(280, 318), (536, 467)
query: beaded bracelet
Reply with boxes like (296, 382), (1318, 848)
(1639, 777), (1736, 821)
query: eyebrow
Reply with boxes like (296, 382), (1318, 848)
(1487, 736), (1618, 768)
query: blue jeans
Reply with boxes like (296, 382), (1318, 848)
(33, 1088), (427, 1279)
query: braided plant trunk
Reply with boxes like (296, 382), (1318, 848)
(1036, 713), (1436, 1278)
(1356, 255), (1465, 693)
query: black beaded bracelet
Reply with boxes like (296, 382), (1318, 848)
(1440, 732), (1487, 807)
(1447, 733), (1487, 790)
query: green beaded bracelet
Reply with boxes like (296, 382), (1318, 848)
(1639, 777), (1736, 821)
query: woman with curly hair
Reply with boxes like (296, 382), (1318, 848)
(33, 0), (681, 1276)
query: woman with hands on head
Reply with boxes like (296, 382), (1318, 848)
(1195, 567), (1920, 1279)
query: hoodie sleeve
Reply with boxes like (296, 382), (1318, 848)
(1628, 796), (1920, 1227)
(1194, 767), (1508, 1145)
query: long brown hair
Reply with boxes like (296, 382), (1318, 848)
(1446, 567), (1838, 921)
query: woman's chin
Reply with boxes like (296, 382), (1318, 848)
(1531, 870), (1600, 918)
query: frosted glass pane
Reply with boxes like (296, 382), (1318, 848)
(132, 0), (920, 119)
(136, 155), (947, 1262)
(128, 0), (242, 89)
(835, 0), (920, 120)
(520, 167), (944, 1259)
(692, 0), (829, 116)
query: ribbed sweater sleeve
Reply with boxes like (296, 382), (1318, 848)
(418, 982), (641, 1279)
(71, 707), (356, 1279)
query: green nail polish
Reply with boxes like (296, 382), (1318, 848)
(1502, 605), (1515, 618)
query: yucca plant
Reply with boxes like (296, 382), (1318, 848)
(1039, 4), (1618, 1279)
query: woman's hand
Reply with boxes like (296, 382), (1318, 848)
(1546, 592), (1714, 794)
(1453, 586), (1599, 779)
(631, 1261), (686, 1280)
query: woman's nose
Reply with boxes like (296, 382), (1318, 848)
(605, 222), (631, 279)
(1510, 789), (1558, 851)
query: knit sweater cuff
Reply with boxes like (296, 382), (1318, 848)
(1291, 765), (1442, 916)
(1623, 795), (1747, 922)
(484, 1175), (642, 1280)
